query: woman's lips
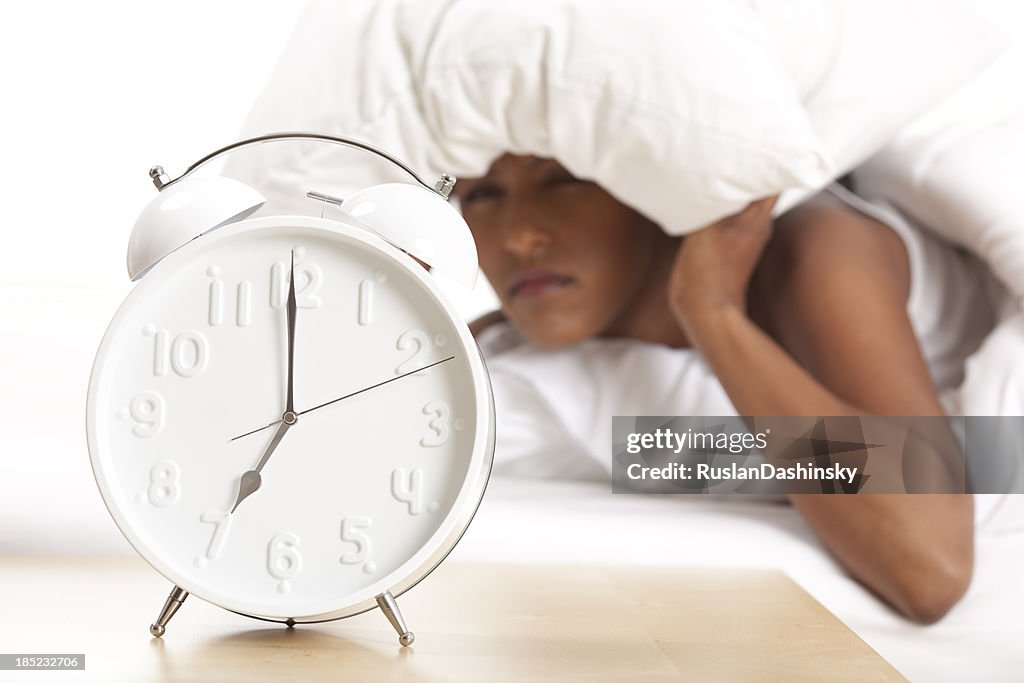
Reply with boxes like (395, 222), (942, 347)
(508, 268), (576, 299)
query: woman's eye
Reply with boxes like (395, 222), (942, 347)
(462, 185), (502, 204)
(544, 174), (584, 187)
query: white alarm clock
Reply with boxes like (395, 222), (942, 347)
(86, 133), (495, 646)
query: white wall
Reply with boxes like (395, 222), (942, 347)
(0, 1), (302, 286)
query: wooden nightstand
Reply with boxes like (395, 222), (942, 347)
(0, 556), (903, 682)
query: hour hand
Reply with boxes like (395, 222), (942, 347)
(230, 471), (262, 515)
(230, 419), (292, 513)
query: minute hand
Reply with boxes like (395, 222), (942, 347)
(297, 355), (456, 417)
(285, 250), (297, 414)
(228, 355), (456, 442)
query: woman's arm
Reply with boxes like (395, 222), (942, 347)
(669, 199), (973, 624)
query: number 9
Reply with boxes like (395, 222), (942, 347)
(129, 391), (165, 438)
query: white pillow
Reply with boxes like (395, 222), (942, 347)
(756, 0), (1009, 213)
(226, 0), (829, 233)
(853, 36), (1024, 300)
(226, 0), (1007, 236)
(856, 113), (1024, 301)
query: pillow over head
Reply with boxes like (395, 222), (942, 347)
(225, 0), (828, 232)
(225, 0), (1007, 237)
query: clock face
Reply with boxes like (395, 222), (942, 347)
(87, 216), (494, 621)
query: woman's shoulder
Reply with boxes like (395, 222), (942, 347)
(767, 194), (909, 288)
(750, 191), (912, 334)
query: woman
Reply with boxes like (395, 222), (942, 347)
(451, 153), (991, 624)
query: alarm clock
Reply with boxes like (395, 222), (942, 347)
(86, 133), (496, 646)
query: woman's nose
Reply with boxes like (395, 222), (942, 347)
(501, 212), (552, 259)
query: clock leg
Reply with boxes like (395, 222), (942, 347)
(149, 585), (189, 638)
(375, 591), (415, 647)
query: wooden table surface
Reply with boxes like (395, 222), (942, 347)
(0, 556), (903, 682)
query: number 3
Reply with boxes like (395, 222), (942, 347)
(420, 400), (451, 447)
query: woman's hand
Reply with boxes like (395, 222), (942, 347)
(667, 196), (778, 336)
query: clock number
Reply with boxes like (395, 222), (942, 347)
(147, 327), (169, 376)
(128, 391), (165, 438)
(207, 266), (252, 327)
(147, 461), (180, 508)
(267, 532), (303, 594)
(340, 517), (372, 565)
(271, 260), (323, 309)
(236, 281), (252, 326)
(199, 511), (232, 561)
(395, 329), (431, 375)
(420, 400), (451, 447)
(391, 468), (424, 515)
(358, 279), (373, 326)
(144, 326), (208, 378)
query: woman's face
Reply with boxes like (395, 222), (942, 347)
(452, 154), (670, 348)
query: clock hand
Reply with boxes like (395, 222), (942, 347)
(230, 254), (299, 514)
(286, 250), (297, 414)
(297, 355), (455, 417)
(228, 355), (456, 442)
(230, 417), (294, 513)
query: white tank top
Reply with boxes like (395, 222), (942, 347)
(817, 183), (1007, 400)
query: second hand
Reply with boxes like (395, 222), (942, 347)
(229, 355), (456, 442)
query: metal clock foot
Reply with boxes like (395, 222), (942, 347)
(376, 591), (415, 647)
(149, 585), (189, 638)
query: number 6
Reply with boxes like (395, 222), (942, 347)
(267, 532), (302, 593)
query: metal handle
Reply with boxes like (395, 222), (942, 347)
(149, 131), (452, 197)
